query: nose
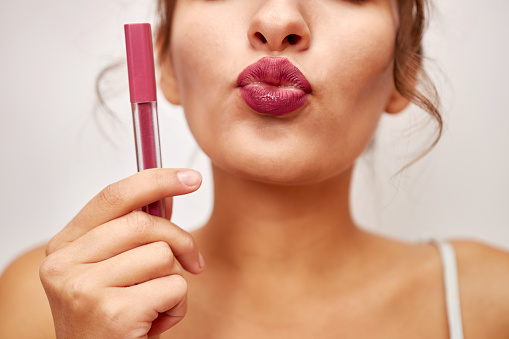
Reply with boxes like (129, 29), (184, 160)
(247, 0), (311, 53)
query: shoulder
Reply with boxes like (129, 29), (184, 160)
(450, 239), (509, 338)
(0, 245), (55, 338)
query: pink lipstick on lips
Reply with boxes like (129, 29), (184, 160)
(237, 57), (312, 116)
(125, 23), (166, 218)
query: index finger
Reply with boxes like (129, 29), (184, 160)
(47, 168), (201, 255)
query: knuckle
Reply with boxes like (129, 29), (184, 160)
(125, 210), (153, 235)
(64, 273), (96, 309)
(39, 255), (62, 287)
(153, 241), (175, 266)
(45, 232), (70, 256)
(99, 183), (124, 208)
(45, 237), (59, 256)
(42, 267), (98, 313)
(169, 275), (188, 296)
(88, 292), (135, 336)
(178, 233), (198, 255)
(101, 298), (125, 328)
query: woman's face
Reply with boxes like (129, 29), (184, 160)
(161, 0), (407, 185)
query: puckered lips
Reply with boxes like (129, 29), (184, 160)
(236, 57), (312, 116)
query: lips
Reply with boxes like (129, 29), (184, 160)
(236, 57), (312, 116)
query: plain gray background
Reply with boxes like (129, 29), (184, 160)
(1, 0), (508, 272)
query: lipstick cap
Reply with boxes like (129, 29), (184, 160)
(125, 23), (157, 103)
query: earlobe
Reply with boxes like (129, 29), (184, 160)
(159, 54), (181, 105)
(385, 87), (410, 114)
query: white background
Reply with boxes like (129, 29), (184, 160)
(1, 0), (508, 272)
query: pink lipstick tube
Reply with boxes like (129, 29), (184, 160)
(125, 23), (166, 218)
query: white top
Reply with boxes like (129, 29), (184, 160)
(432, 239), (465, 339)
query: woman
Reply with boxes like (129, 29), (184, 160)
(1, 0), (508, 338)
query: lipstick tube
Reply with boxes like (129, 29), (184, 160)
(125, 23), (166, 218)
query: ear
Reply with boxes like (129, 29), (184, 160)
(158, 52), (181, 105)
(385, 86), (410, 114)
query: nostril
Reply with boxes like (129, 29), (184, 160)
(286, 34), (301, 45)
(255, 32), (267, 44)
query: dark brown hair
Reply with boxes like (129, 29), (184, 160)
(155, 0), (441, 165)
(394, 0), (441, 166)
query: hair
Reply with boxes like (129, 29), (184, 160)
(394, 0), (441, 167)
(154, 0), (441, 166)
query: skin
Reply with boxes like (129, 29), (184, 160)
(1, 0), (509, 338)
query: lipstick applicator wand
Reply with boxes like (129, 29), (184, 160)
(124, 23), (166, 218)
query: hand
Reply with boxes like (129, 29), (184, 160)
(39, 168), (204, 339)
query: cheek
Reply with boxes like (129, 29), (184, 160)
(169, 1), (251, 106)
(170, 20), (228, 107)
(169, 3), (250, 150)
(169, 12), (231, 148)
(307, 16), (397, 163)
(312, 13), (396, 107)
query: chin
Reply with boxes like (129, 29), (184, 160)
(211, 151), (350, 187)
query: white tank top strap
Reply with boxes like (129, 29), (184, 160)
(431, 239), (465, 339)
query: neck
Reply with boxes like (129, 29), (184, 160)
(195, 164), (363, 277)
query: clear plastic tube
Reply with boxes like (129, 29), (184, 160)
(132, 101), (166, 218)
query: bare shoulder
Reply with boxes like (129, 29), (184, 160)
(0, 245), (55, 338)
(451, 240), (509, 338)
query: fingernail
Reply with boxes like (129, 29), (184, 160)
(177, 170), (202, 187)
(198, 252), (205, 270)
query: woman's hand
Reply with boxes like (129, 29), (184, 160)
(39, 168), (204, 339)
